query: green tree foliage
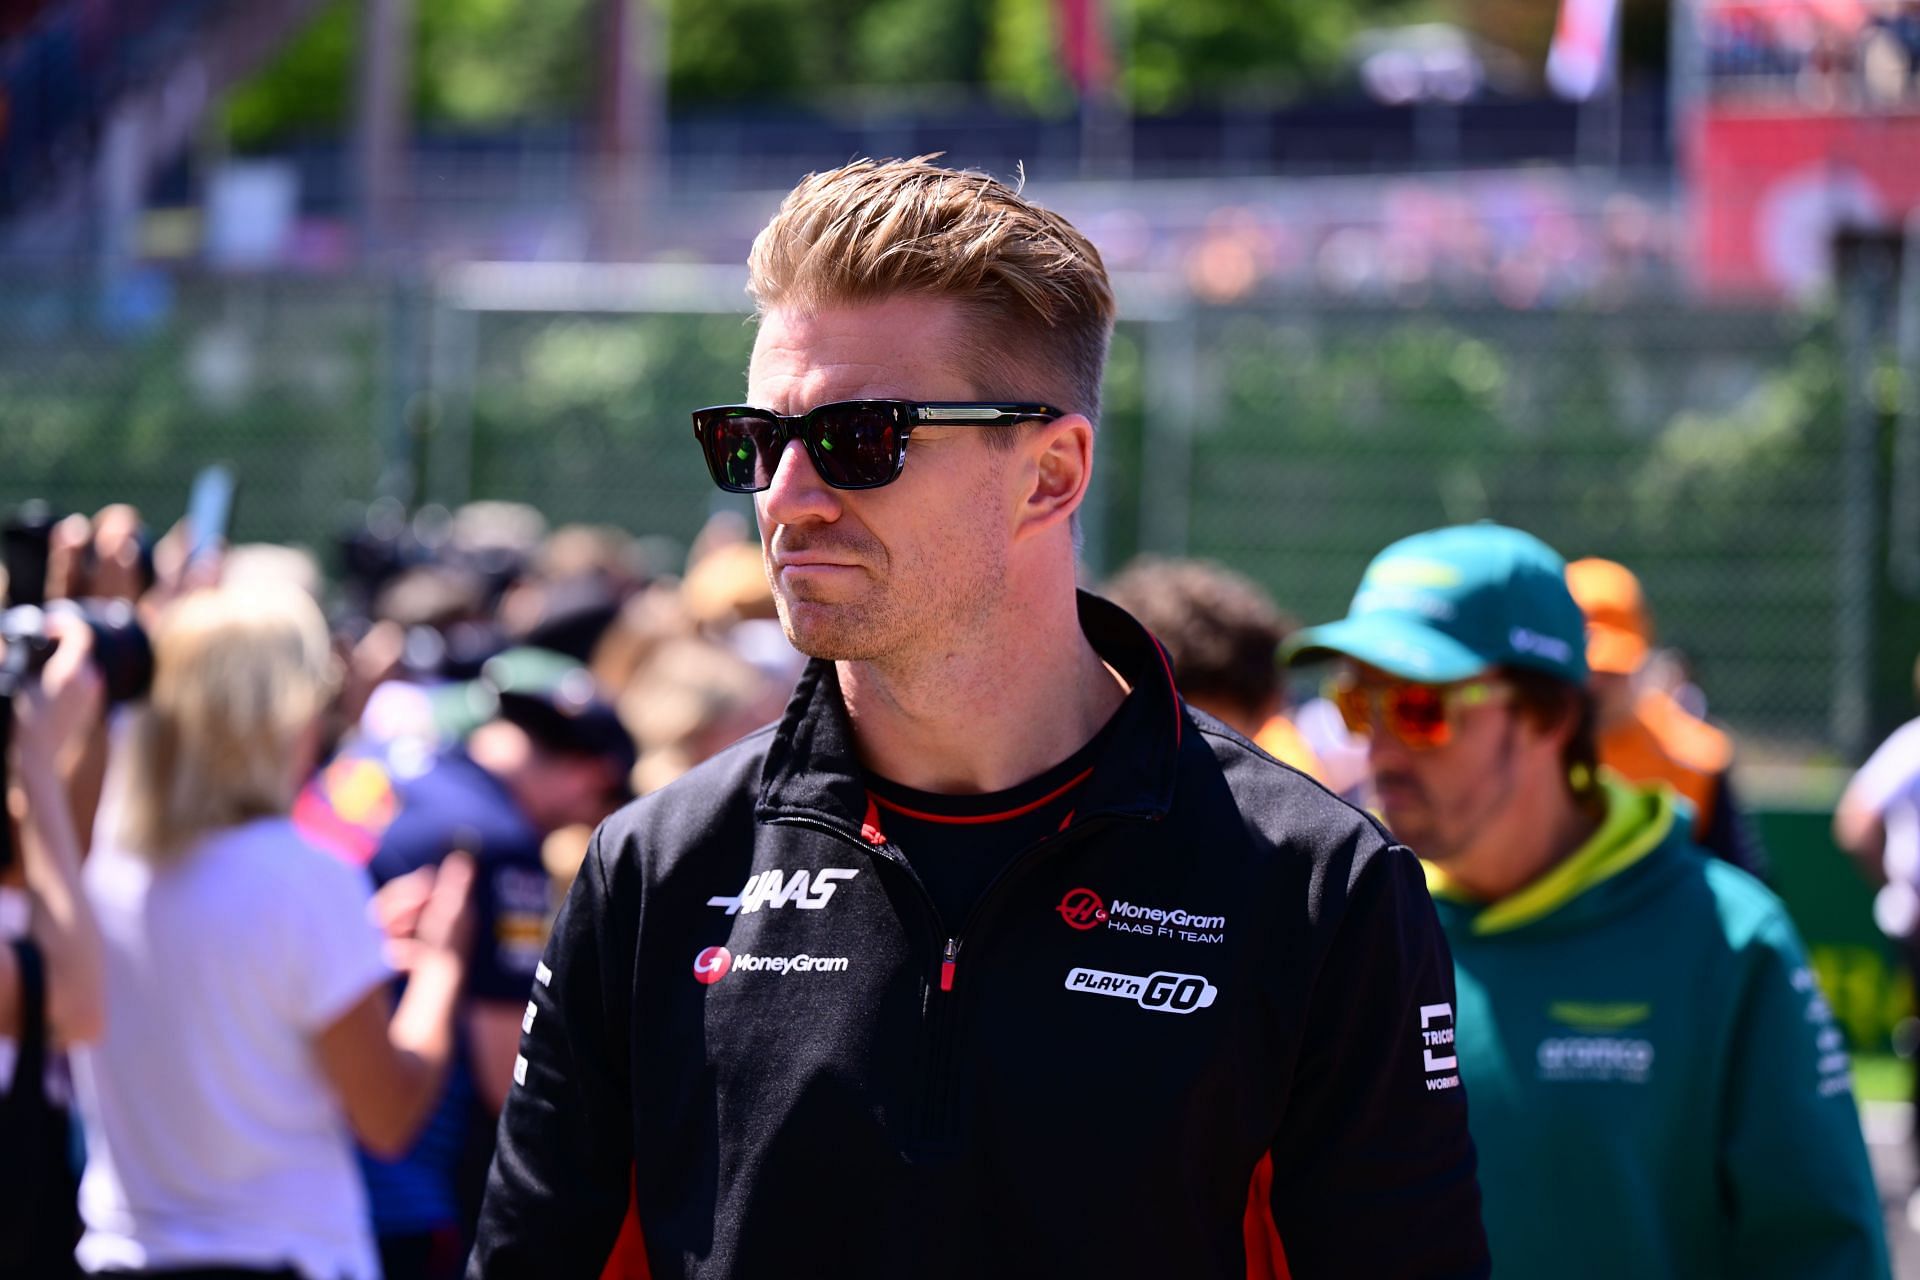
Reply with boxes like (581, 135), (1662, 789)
(225, 0), (1425, 146)
(226, 0), (596, 149)
(462, 312), (752, 531)
(225, 0), (359, 146)
(414, 0), (597, 121)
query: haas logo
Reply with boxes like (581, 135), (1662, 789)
(1057, 887), (1108, 931)
(692, 946), (734, 985)
(708, 868), (859, 916)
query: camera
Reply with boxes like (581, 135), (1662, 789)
(2, 502), (156, 873)
(1, 503), (154, 706)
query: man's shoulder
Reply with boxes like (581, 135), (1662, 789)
(1861, 715), (1920, 784)
(1637, 689), (1733, 775)
(1186, 706), (1397, 851)
(1694, 850), (1803, 952)
(1622, 825), (1801, 960)
(593, 722), (780, 858)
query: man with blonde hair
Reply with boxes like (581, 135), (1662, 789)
(474, 158), (1488, 1278)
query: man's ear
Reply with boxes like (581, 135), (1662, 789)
(1014, 414), (1094, 542)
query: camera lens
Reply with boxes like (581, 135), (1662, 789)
(79, 600), (154, 705)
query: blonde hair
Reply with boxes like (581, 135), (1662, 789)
(118, 584), (336, 860)
(747, 156), (1117, 425)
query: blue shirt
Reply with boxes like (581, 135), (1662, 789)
(295, 741), (552, 1235)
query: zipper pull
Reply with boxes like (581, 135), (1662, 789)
(939, 938), (958, 992)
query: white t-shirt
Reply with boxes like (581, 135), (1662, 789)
(1857, 718), (1920, 882)
(71, 817), (391, 1280)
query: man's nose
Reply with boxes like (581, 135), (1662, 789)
(759, 436), (842, 526)
(1363, 717), (1409, 771)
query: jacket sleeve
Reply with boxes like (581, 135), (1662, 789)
(1719, 908), (1890, 1279)
(1267, 839), (1489, 1279)
(469, 827), (635, 1278)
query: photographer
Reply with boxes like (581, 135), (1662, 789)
(1, 615), (108, 1276)
(69, 583), (476, 1280)
(1, 615), (107, 1041)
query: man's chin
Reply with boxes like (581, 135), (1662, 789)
(775, 599), (875, 662)
(1374, 805), (1430, 850)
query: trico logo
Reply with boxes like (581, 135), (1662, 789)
(708, 867), (858, 916)
(693, 946), (733, 984)
(1420, 1003), (1461, 1092)
(1064, 967), (1218, 1014)
(692, 946), (849, 985)
(1057, 887), (1108, 930)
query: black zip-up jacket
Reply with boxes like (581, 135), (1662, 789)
(471, 593), (1489, 1279)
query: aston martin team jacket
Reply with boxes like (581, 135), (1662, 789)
(470, 592), (1489, 1279)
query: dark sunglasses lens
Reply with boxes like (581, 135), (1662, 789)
(702, 413), (778, 492)
(808, 405), (903, 488)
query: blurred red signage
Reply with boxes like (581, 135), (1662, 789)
(1689, 110), (1920, 297)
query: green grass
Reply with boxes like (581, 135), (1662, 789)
(1853, 1054), (1913, 1105)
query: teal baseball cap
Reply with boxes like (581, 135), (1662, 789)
(1283, 523), (1589, 685)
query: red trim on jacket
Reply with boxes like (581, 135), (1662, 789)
(1243, 1154), (1291, 1280)
(1146, 632), (1184, 749)
(599, 1167), (652, 1280)
(869, 767), (1095, 826)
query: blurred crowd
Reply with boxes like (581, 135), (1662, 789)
(0, 0), (230, 214)
(1706, 0), (1920, 107)
(0, 495), (809, 1278)
(3, 488), (1918, 1275)
(1070, 180), (1676, 308)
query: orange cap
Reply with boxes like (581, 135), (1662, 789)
(1566, 557), (1651, 676)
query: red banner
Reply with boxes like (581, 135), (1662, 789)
(1688, 110), (1920, 297)
(1056, 0), (1113, 97)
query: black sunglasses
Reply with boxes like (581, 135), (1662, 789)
(691, 400), (1064, 494)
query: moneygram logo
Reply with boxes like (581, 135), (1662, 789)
(1058, 886), (1226, 944)
(1056, 887), (1108, 930)
(1064, 966), (1218, 1014)
(693, 946), (733, 984)
(692, 946), (850, 985)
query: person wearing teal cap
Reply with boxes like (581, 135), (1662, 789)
(1285, 522), (1889, 1279)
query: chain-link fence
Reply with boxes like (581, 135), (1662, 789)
(0, 270), (388, 547)
(1119, 303), (1855, 753)
(2, 258), (1914, 760)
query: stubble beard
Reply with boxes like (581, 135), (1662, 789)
(764, 454), (1013, 671)
(1402, 718), (1522, 867)
(772, 551), (1008, 669)
(769, 518), (1008, 672)
(771, 574), (899, 663)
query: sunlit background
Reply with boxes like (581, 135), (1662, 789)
(1, 0), (1919, 1254)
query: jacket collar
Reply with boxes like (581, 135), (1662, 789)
(756, 590), (1186, 838)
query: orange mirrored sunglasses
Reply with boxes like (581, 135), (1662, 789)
(1328, 675), (1510, 750)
